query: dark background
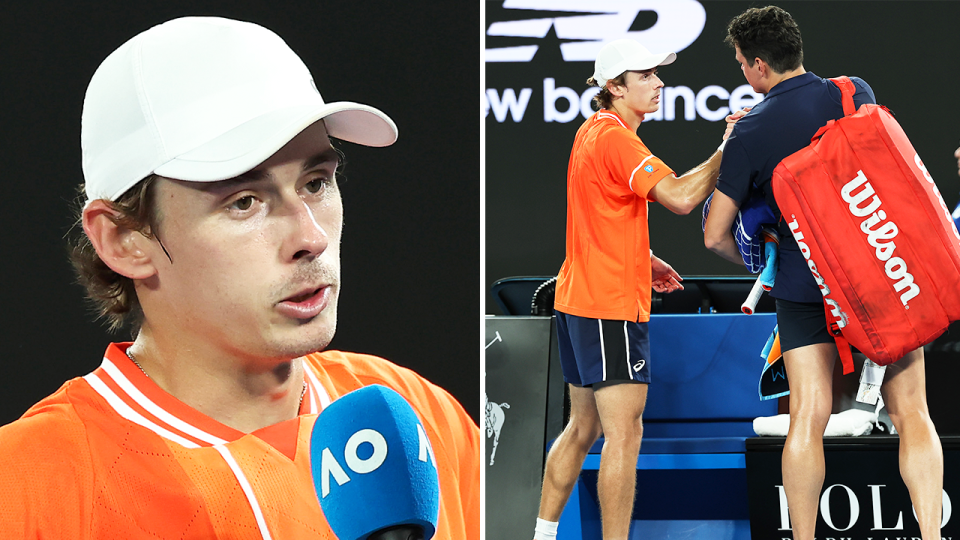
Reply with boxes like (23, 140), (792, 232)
(0, 1), (480, 425)
(485, 0), (960, 313)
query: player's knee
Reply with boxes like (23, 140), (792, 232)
(790, 404), (832, 431)
(886, 406), (934, 435)
(600, 419), (643, 446)
(562, 418), (602, 448)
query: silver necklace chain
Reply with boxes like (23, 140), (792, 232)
(124, 348), (307, 408)
(125, 348), (150, 378)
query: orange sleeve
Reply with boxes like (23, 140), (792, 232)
(458, 410), (482, 540)
(430, 379), (482, 540)
(401, 370), (481, 540)
(601, 128), (674, 198)
(0, 395), (94, 539)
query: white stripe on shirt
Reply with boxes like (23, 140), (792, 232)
(629, 155), (656, 193)
(304, 362), (332, 411)
(84, 372), (201, 449)
(99, 358), (227, 446)
(215, 444), (273, 540)
(598, 111), (629, 130)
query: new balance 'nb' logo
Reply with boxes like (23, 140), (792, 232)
(486, 0), (706, 62)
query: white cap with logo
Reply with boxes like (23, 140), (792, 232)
(592, 39), (677, 89)
(81, 16), (399, 203)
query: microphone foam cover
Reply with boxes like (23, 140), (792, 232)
(310, 384), (440, 540)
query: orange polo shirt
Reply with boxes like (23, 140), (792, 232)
(0, 343), (480, 539)
(554, 110), (674, 322)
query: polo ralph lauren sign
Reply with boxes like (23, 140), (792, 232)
(746, 436), (959, 539)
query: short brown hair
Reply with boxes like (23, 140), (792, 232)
(586, 72), (628, 111)
(69, 175), (162, 332)
(725, 5), (803, 74)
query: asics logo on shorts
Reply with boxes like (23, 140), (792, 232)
(632, 359), (646, 372)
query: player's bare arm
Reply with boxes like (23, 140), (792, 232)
(648, 108), (749, 215)
(648, 150), (722, 215)
(703, 188), (745, 265)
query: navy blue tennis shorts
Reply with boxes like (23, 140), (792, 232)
(555, 310), (651, 387)
(775, 298), (834, 352)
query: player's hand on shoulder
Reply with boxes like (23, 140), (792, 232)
(723, 107), (751, 141)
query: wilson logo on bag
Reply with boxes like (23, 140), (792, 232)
(840, 169), (919, 307)
(786, 215), (848, 328)
(772, 76), (960, 371)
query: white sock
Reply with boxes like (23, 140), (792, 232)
(534, 518), (559, 540)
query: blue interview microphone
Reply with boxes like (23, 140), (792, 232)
(310, 384), (440, 540)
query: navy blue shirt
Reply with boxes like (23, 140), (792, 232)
(717, 72), (876, 303)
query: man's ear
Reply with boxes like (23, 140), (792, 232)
(606, 79), (625, 98)
(82, 200), (159, 280)
(754, 57), (768, 77)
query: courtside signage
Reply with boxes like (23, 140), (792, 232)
(771, 484), (952, 539)
(485, 0), (705, 62)
(746, 440), (960, 540)
(484, 0), (762, 124)
(484, 81), (762, 124)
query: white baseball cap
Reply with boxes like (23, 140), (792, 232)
(592, 39), (677, 89)
(81, 16), (399, 203)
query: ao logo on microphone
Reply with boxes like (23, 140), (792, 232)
(486, 0), (706, 62)
(317, 423), (437, 498)
(310, 385), (442, 540)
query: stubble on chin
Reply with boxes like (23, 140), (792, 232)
(270, 300), (338, 360)
(263, 261), (341, 358)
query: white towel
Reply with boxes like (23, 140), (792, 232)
(753, 408), (876, 437)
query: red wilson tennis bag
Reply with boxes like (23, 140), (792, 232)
(772, 76), (960, 372)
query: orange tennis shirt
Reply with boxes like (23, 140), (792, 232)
(554, 110), (675, 322)
(0, 343), (480, 539)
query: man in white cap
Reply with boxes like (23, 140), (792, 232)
(0, 17), (479, 539)
(533, 39), (733, 540)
